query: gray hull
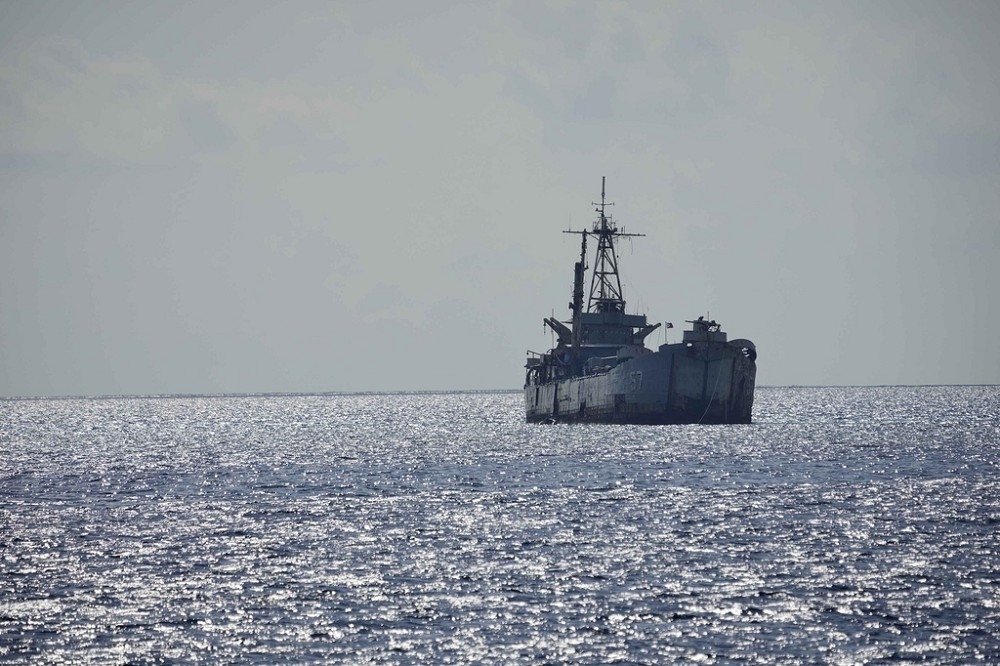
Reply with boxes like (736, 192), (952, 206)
(525, 342), (756, 425)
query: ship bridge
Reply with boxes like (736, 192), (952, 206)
(578, 311), (648, 345)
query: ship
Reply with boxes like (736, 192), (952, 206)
(524, 178), (757, 424)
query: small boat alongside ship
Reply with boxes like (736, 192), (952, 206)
(524, 178), (757, 424)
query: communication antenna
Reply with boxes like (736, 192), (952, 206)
(587, 176), (643, 313)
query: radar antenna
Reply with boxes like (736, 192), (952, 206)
(587, 176), (643, 313)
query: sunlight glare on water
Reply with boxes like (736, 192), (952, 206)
(2, 386), (999, 663)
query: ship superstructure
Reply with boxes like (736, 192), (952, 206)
(524, 178), (757, 424)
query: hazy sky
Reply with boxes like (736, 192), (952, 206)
(1, 1), (998, 397)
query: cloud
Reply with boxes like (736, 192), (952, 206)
(2, 1), (999, 394)
(0, 38), (178, 163)
(179, 98), (237, 151)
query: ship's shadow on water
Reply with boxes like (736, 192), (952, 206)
(1, 386), (999, 664)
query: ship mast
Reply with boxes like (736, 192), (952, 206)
(557, 178), (645, 350)
(588, 176), (643, 313)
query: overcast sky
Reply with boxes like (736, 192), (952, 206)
(1, 1), (998, 397)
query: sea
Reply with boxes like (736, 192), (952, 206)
(1, 386), (998, 664)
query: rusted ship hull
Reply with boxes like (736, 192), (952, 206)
(525, 341), (756, 425)
(524, 178), (757, 425)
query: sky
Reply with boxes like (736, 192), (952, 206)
(1, 0), (998, 397)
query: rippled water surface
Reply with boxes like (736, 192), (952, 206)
(2, 387), (999, 664)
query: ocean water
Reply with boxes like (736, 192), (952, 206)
(1, 386), (998, 664)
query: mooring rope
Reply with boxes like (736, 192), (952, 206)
(697, 361), (725, 424)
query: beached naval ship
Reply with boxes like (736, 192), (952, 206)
(525, 178), (757, 424)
